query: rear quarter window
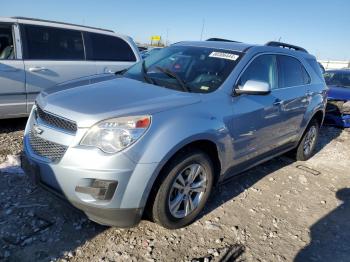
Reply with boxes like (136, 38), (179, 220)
(85, 32), (136, 62)
(307, 58), (325, 81)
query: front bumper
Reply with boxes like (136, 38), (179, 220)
(325, 100), (350, 128)
(22, 108), (159, 227)
(71, 200), (143, 227)
(324, 113), (350, 128)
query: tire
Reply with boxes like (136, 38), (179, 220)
(151, 149), (214, 229)
(294, 119), (320, 161)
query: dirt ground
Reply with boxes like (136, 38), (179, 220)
(0, 118), (349, 262)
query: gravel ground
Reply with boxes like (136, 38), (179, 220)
(0, 118), (349, 262)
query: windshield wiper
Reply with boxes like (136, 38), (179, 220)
(156, 66), (190, 92)
(142, 60), (155, 85)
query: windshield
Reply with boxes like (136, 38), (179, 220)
(124, 45), (242, 93)
(324, 71), (350, 88)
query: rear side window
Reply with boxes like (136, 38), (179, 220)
(238, 54), (278, 90)
(277, 55), (310, 88)
(22, 25), (84, 60)
(86, 32), (136, 62)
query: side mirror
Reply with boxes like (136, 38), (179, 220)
(234, 80), (271, 95)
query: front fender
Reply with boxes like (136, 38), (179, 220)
(122, 107), (233, 208)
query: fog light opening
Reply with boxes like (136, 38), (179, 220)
(75, 180), (118, 200)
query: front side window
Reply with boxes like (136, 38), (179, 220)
(86, 33), (136, 62)
(0, 24), (15, 60)
(278, 55), (309, 88)
(124, 46), (242, 93)
(238, 54), (277, 90)
(324, 71), (350, 88)
(23, 25), (84, 60)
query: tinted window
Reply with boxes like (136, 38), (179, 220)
(238, 54), (277, 89)
(307, 58), (324, 80)
(301, 65), (311, 84)
(278, 55), (309, 88)
(0, 24), (15, 60)
(23, 25), (84, 60)
(86, 33), (136, 62)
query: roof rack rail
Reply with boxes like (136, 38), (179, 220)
(265, 41), (308, 53)
(12, 16), (114, 33)
(206, 38), (241, 43)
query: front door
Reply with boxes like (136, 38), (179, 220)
(228, 54), (283, 168)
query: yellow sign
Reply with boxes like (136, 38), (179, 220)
(151, 35), (161, 41)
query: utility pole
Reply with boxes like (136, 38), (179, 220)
(200, 19), (205, 41)
(166, 28), (169, 46)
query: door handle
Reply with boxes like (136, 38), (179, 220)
(104, 68), (115, 74)
(306, 90), (313, 96)
(273, 99), (283, 106)
(28, 66), (47, 72)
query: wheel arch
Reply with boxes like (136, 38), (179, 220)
(141, 137), (222, 217)
(298, 109), (325, 144)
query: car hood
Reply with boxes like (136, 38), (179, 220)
(37, 76), (201, 128)
(327, 85), (350, 101)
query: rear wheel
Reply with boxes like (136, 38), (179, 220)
(151, 150), (214, 229)
(295, 119), (320, 161)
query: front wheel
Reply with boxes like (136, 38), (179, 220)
(295, 119), (320, 161)
(151, 150), (214, 229)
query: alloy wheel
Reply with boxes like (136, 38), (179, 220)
(168, 163), (208, 218)
(303, 125), (317, 156)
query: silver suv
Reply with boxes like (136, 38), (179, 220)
(22, 40), (327, 229)
(0, 17), (140, 119)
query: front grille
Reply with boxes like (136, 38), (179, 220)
(36, 105), (77, 133)
(29, 131), (68, 162)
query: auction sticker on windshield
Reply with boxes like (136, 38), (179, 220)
(209, 52), (239, 61)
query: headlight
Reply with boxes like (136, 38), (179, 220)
(80, 115), (151, 153)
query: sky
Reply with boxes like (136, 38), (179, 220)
(2, 0), (349, 60)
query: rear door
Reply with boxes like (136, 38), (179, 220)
(273, 55), (310, 143)
(21, 24), (96, 112)
(0, 22), (26, 118)
(84, 32), (138, 74)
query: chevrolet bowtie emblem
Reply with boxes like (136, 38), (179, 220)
(33, 124), (44, 135)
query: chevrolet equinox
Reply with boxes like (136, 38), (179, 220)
(22, 40), (327, 229)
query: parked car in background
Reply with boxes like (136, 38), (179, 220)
(137, 45), (148, 52)
(324, 69), (350, 127)
(141, 47), (162, 59)
(0, 17), (140, 119)
(22, 40), (327, 229)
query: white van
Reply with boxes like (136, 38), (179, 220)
(0, 17), (141, 119)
